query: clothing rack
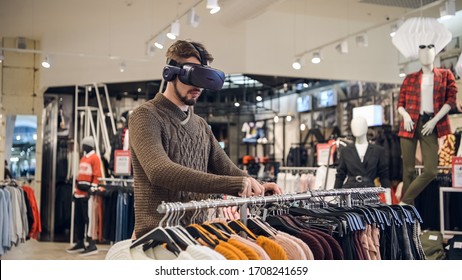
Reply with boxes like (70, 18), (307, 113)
(279, 166), (319, 173)
(70, 177), (134, 245)
(157, 187), (385, 225)
(98, 178), (134, 183)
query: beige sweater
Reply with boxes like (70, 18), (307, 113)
(129, 93), (247, 237)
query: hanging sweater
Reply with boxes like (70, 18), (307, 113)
(129, 93), (247, 237)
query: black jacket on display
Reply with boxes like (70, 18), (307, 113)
(334, 143), (390, 189)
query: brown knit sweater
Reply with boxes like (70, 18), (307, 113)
(129, 93), (247, 237)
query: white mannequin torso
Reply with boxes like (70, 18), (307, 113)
(420, 73), (434, 114)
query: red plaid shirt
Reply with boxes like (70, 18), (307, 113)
(397, 68), (457, 139)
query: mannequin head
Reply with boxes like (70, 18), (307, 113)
(82, 144), (94, 154)
(418, 44), (436, 67)
(351, 117), (368, 138)
(81, 136), (95, 154)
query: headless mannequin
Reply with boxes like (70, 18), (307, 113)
(398, 46), (452, 205)
(334, 117), (390, 189)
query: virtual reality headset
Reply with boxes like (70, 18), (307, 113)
(162, 62), (225, 91)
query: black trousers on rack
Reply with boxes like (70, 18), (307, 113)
(74, 196), (89, 242)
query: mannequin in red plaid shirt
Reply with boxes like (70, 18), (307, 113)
(398, 44), (457, 205)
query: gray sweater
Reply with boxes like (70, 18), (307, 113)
(129, 93), (247, 237)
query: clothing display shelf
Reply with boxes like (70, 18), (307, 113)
(157, 187), (385, 226)
(414, 165), (451, 174)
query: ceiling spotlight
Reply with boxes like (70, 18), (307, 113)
(335, 40), (349, 54)
(292, 58), (302, 70)
(286, 115), (293, 122)
(187, 8), (200, 27)
(234, 102), (240, 107)
(256, 95), (263, 102)
(274, 115), (279, 123)
(440, 0), (456, 21)
(119, 61), (126, 73)
(399, 66), (406, 78)
(207, 0), (221, 14)
(311, 51), (321, 64)
(390, 24), (398, 37)
(41, 55), (51, 68)
(167, 20), (180, 40)
(356, 33), (368, 47)
(154, 34), (165, 49)
(300, 123), (306, 131)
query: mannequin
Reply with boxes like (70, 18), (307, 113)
(67, 136), (102, 256)
(334, 117), (390, 189)
(398, 44), (457, 205)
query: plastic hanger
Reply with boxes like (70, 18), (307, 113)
(185, 224), (218, 247)
(227, 219), (257, 240)
(130, 204), (182, 254)
(201, 224), (230, 241)
(130, 227), (182, 254)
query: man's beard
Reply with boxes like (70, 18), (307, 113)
(174, 80), (198, 106)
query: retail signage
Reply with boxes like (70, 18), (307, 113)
(114, 150), (131, 175)
(452, 157), (462, 187)
(316, 143), (334, 166)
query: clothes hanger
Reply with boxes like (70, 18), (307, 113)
(200, 223), (230, 241)
(401, 205), (423, 223)
(164, 203), (197, 249)
(129, 205), (182, 254)
(227, 219), (258, 240)
(289, 206), (346, 236)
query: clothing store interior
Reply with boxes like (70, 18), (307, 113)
(1, 0), (462, 261)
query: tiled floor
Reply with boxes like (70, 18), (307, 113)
(1, 239), (111, 260)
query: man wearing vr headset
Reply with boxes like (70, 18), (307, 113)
(128, 40), (282, 238)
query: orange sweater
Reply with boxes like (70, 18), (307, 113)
(76, 151), (102, 196)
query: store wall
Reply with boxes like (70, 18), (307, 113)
(0, 37), (43, 207)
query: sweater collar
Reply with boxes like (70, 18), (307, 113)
(84, 150), (95, 158)
(154, 93), (191, 124)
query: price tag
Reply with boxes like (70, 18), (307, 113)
(316, 143), (333, 166)
(114, 150), (131, 176)
(452, 157), (462, 187)
(429, 235), (438, 241)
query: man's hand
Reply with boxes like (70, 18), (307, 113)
(239, 177), (265, 197)
(262, 182), (283, 195)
